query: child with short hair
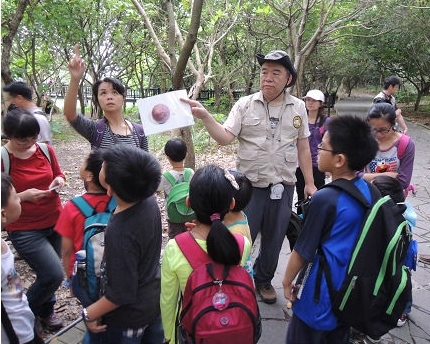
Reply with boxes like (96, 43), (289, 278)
(1, 173), (44, 344)
(157, 138), (194, 238)
(223, 170), (253, 276)
(283, 116), (379, 344)
(54, 149), (112, 344)
(82, 145), (163, 344)
(160, 165), (252, 343)
(223, 170), (253, 244)
(55, 149), (111, 288)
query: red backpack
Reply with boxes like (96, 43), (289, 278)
(175, 232), (261, 344)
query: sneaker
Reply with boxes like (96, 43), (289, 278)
(40, 312), (64, 330)
(256, 284), (277, 304)
(365, 335), (381, 343)
(397, 313), (407, 327)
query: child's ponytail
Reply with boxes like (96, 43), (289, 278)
(189, 165), (242, 266)
(207, 213), (241, 266)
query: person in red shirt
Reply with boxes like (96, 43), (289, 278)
(54, 149), (111, 344)
(55, 149), (110, 285)
(1, 108), (66, 331)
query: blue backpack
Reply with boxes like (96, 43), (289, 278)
(71, 196), (116, 306)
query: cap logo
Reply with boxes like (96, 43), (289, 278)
(293, 115), (302, 129)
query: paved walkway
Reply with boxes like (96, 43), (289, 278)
(255, 100), (430, 344)
(53, 98), (430, 344)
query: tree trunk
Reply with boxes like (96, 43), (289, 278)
(414, 91), (422, 112)
(214, 83), (222, 111)
(1, 0), (30, 85)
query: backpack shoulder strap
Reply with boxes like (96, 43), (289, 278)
(163, 171), (177, 187)
(92, 119), (107, 148)
(131, 122), (145, 147)
(104, 196), (117, 213)
(175, 232), (211, 270)
(397, 134), (410, 160)
(1, 146), (10, 175)
(232, 233), (245, 257)
(36, 142), (51, 164)
(322, 178), (378, 208)
(71, 196), (96, 218)
(183, 168), (192, 182)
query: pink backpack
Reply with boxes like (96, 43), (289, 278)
(397, 134), (410, 160)
(397, 134), (416, 196)
(175, 232), (261, 344)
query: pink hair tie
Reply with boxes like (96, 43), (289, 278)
(210, 213), (221, 222)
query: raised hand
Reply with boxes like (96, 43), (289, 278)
(68, 44), (85, 81)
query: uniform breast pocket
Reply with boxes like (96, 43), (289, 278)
(240, 117), (265, 141)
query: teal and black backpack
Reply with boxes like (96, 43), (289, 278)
(317, 179), (412, 339)
(71, 196), (116, 305)
(163, 168), (195, 223)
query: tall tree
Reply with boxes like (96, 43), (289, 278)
(1, 0), (30, 85)
(248, 0), (385, 96)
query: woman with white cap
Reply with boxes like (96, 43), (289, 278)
(295, 90), (330, 211)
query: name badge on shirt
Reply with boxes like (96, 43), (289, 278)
(293, 115), (302, 129)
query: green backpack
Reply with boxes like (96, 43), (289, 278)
(164, 168), (195, 223)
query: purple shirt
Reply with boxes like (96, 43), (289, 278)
(308, 117), (331, 167)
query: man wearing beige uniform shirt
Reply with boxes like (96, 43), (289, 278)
(182, 50), (316, 304)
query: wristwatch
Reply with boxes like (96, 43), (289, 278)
(82, 308), (96, 322)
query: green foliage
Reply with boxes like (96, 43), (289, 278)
(50, 115), (83, 142)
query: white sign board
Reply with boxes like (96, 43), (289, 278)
(137, 90), (194, 135)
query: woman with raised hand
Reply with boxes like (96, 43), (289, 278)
(64, 45), (148, 150)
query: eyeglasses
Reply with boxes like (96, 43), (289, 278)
(317, 142), (335, 153)
(14, 136), (38, 144)
(371, 127), (392, 134)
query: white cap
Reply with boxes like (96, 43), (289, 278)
(304, 90), (325, 102)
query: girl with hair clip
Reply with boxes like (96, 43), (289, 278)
(160, 165), (252, 343)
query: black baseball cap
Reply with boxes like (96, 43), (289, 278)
(256, 50), (297, 88)
(3, 81), (33, 100)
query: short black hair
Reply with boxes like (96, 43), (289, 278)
(373, 175), (405, 203)
(3, 81), (33, 101)
(85, 149), (106, 191)
(164, 138), (187, 162)
(230, 171), (252, 212)
(2, 108), (40, 139)
(383, 75), (400, 90)
(189, 165), (241, 265)
(367, 103), (397, 127)
(92, 77), (126, 107)
(102, 145), (161, 203)
(1, 173), (13, 207)
(326, 116), (378, 171)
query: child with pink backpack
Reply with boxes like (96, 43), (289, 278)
(160, 165), (261, 344)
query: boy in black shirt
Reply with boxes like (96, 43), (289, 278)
(82, 145), (163, 344)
